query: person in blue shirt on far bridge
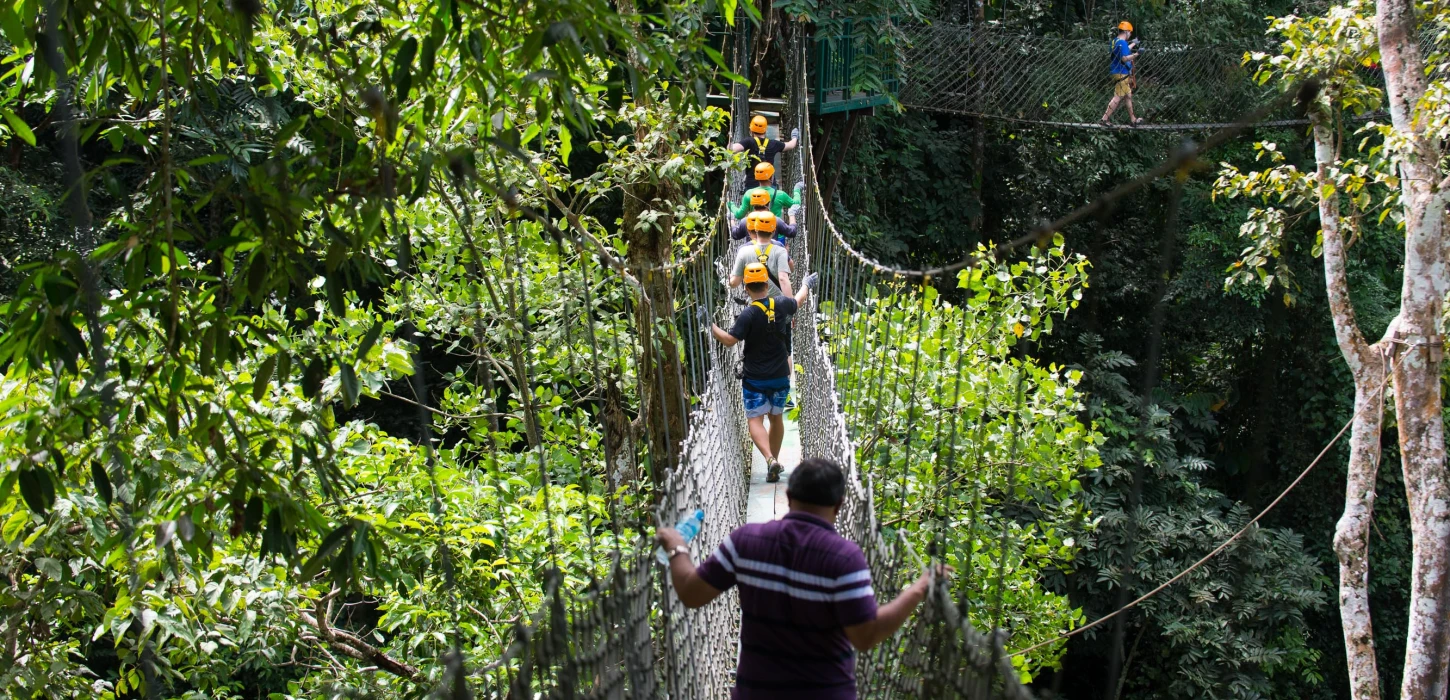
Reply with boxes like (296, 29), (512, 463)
(1100, 21), (1144, 127)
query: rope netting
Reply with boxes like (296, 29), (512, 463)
(898, 23), (1284, 129)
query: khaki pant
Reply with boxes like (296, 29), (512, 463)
(1112, 73), (1133, 97)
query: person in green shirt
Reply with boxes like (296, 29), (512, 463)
(733, 161), (801, 223)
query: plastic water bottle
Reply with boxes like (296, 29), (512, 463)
(656, 509), (705, 565)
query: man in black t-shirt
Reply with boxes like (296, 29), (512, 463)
(731, 115), (800, 170)
(708, 263), (817, 482)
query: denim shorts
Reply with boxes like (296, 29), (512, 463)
(742, 381), (791, 419)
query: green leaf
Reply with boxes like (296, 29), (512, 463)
(253, 355), (277, 402)
(2, 511), (27, 543)
(166, 395), (180, 439)
(339, 364), (360, 409)
(559, 125), (573, 165)
(302, 357), (327, 399)
(300, 521), (355, 580)
(91, 461), (112, 505)
(187, 154), (231, 166)
(355, 322), (383, 363)
(393, 36), (418, 101)
(34, 556), (62, 581)
(17, 467), (54, 515)
(2, 109), (36, 146)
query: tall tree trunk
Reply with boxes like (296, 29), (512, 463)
(1313, 109), (1387, 700)
(618, 0), (690, 487)
(623, 176), (688, 486)
(1375, 1), (1450, 695)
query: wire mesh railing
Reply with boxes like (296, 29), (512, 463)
(899, 23), (1283, 129)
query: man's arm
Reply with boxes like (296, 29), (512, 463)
(782, 128), (800, 152)
(729, 142), (745, 153)
(732, 194), (752, 219)
(843, 568), (941, 651)
(728, 275), (743, 288)
(711, 323), (740, 347)
(656, 527), (725, 609)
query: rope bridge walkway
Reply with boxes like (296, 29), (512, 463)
(893, 22), (1402, 130)
(898, 23), (1271, 129)
(456, 22), (1360, 700)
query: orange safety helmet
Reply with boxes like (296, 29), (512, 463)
(748, 210), (778, 233)
(753, 161), (775, 181)
(749, 189), (771, 207)
(1117, 20), (1133, 32)
(749, 114), (768, 134)
(743, 262), (770, 285)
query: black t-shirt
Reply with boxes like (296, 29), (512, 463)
(740, 136), (786, 169)
(728, 295), (798, 380)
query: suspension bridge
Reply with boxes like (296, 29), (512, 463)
(461, 19), (1350, 700)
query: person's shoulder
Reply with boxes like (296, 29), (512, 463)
(727, 520), (778, 551)
(816, 530), (868, 565)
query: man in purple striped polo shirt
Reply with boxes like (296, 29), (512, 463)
(657, 457), (942, 699)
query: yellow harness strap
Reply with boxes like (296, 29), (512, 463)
(754, 136), (769, 153)
(753, 242), (774, 264)
(750, 297), (776, 323)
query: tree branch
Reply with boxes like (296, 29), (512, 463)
(298, 610), (421, 682)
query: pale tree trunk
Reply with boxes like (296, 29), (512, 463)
(1313, 109), (1388, 700)
(1376, 1), (1450, 695)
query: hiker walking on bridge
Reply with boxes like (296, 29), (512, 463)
(731, 114), (799, 169)
(1100, 21), (1144, 126)
(734, 162), (801, 225)
(732, 191), (799, 242)
(707, 263), (814, 482)
(730, 212), (793, 298)
(657, 457), (947, 699)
